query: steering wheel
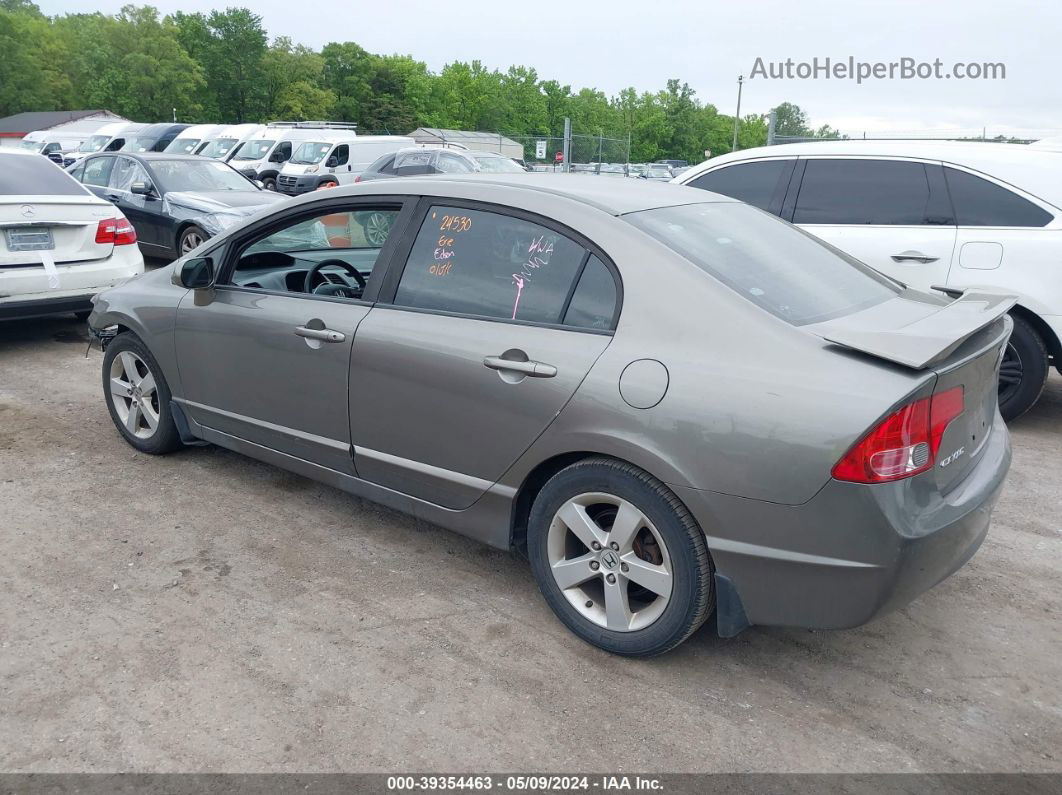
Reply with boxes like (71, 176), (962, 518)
(304, 259), (367, 296)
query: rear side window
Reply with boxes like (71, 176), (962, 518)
(687, 160), (793, 211)
(564, 255), (618, 330)
(794, 159), (935, 225)
(625, 202), (899, 326)
(437, 153), (475, 173)
(0, 155), (88, 196)
(943, 167), (1052, 227)
(394, 206), (589, 325)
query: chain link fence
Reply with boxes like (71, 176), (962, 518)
(506, 133), (632, 171)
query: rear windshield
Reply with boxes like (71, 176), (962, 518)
(0, 155), (89, 196)
(625, 202), (899, 325)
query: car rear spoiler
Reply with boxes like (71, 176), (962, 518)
(810, 289), (1017, 370)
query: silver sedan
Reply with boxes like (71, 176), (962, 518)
(89, 175), (1012, 655)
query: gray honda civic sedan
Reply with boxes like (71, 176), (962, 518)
(88, 174), (1013, 656)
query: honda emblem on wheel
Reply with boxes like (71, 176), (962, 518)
(601, 550), (619, 569)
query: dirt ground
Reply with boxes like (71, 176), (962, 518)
(0, 314), (1059, 773)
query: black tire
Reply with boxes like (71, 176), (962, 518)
(262, 177), (277, 191)
(102, 332), (182, 455)
(527, 457), (714, 656)
(178, 225), (208, 258)
(999, 314), (1048, 422)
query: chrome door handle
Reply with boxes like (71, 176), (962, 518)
(295, 325), (345, 343)
(483, 356), (557, 378)
(891, 250), (939, 264)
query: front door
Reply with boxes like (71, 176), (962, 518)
(791, 157), (957, 292)
(349, 202), (620, 509)
(105, 156), (170, 254)
(173, 199), (409, 473)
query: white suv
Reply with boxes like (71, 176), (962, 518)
(0, 149), (144, 322)
(676, 141), (1062, 420)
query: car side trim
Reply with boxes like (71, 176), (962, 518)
(354, 445), (518, 500)
(174, 397), (351, 455)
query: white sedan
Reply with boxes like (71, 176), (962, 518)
(0, 149), (143, 322)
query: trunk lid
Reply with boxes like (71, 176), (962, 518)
(809, 289), (1014, 492)
(0, 197), (116, 269)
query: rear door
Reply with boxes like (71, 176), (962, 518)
(788, 157), (958, 291)
(348, 201), (620, 509)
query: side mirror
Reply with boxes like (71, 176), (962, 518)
(131, 181), (155, 197)
(177, 256), (214, 289)
(325, 157), (339, 168)
(269, 151), (286, 163)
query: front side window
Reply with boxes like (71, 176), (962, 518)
(688, 160), (793, 212)
(230, 206), (401, 299)
(943, 167), (1052, 227)
(625, 202), (899, 326)
(394, 206), (588, 324)
(794, 159), (936, 225)
(394, 150), (434, 175)
(330, 145), (349, 166)
(473, 155), (524, 173)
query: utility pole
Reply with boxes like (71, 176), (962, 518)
(562, 117), (571, 173)
(767, 109), (777, 146)
(731, 76), (744, 152)
(172, 107), (177, 123)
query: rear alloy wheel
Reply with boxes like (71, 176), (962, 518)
(102, 333), (181, 454)
(363, 211), (394, 247)
(528, 458), (714, 656)
(998, 314), (1048, 422)
(178, 225), (208, 257)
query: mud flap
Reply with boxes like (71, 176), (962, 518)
(714, 573), (751, 638)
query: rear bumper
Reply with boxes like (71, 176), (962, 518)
(673, 412), (1011, 632)
(0, 247), (143, 321)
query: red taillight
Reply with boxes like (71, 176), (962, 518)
(832, 386), (965, 484)
(95, 218), (137, 246)
(114, 218), (137, 245)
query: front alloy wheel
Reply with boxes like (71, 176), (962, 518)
(109, 351), (160, 440)
(179, 225), (207, 256)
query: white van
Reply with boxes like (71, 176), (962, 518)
(163, 124), (227, 155)
(276, 135), (414, 195)
(196, 124), (269, 161)
(228, 122), (358, 190)
(67, 122), (147, 164)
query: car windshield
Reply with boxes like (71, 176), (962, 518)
(125, 137), (157, 152)
(473, 155), (524, 173)
(291, 142), (332, 164)
(79, 135), (111, 153)
(150, 159), (255, 192)
(18, 140), (41, 151)
(167, 138), (202, 154)
(232, 139), (276, 161)
(647, 165), (671, 176)
(198, 138), (238, 159)
(625, 202), (900, 326)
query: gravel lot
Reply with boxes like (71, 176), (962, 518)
(1, 313), (1060, 774)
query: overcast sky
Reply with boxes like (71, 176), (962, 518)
(39, 0), (1062, 137)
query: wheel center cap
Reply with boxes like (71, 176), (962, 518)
(600, 549), (620, 570)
